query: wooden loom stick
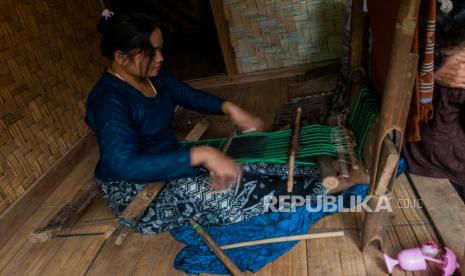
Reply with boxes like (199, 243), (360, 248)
(222, 127), (237, 153)
(188, 218), (242, 276)
(287, 107), (302, 192)
(220, 231), (344, 250)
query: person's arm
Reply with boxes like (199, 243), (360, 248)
(89, 94), (241, 188)
(160, 71), (225, 114)
(90, 95), (198, 183)
(221, 101), (264, 133)
(160, 71), (264, 132)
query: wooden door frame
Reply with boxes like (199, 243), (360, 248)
(209, 0), (238, 75)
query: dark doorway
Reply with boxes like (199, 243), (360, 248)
(109, 0), (226, 80)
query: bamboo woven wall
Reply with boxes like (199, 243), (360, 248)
(0, 0), (103, 215)
(223, 0), (346, 73)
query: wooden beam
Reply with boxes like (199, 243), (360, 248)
(349, 0), (367, 70)
(0, 132), (95, 249)
(104, 182), (165, 245)
(184, 118), (210, 141)
(408, 174), (465, 268)
(186, 59), (339, 89)
(210, 0), (237, 76)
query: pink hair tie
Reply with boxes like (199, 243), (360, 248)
(101, 9), (114, 20)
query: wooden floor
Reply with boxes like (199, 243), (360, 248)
(0, 77), (454, 276)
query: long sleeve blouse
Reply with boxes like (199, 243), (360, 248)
(85, 70), (224, 183)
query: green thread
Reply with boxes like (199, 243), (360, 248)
(192, 223), (203, 232)
(180, 88), (378, 164)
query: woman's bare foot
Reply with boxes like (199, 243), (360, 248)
(326, 168), (370, 194)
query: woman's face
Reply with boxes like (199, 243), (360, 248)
(124, 28), (164, 78)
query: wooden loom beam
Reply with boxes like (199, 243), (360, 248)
(360, 0), (420, 251)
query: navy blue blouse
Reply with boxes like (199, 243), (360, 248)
(85, 70), (224, 183)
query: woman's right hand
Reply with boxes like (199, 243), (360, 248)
(191, 146), (241, 190)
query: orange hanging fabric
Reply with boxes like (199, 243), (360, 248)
(405, 0), (437, 142)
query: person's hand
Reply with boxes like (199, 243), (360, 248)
(191, 146), (241, 190)
(435, 48), (465, 89)
(221, 101), (264, 133)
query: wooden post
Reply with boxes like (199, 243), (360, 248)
(210, 0), (237, 75)
(361, 0), (420, 251)
(348, 0), (368, 110)
(361, 136), (399, 251)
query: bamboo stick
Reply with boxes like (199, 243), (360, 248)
(222, 127), (237, 153)
(287, 107), (302, 192)
(220, 231), (344, 249)
(188, 219), (242, 276)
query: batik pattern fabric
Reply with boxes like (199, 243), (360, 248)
(96, 162), (327, 234)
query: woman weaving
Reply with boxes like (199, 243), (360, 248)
(85, 8), (364, 234)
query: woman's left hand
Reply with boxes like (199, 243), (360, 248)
(435, 47), (465, 89)
(222, 101), (264, 133)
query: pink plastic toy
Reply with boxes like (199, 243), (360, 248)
(384, 242), (460, 276)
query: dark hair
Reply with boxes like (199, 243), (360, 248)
(437, 1), (465, 47)
(97, 6), (160, 76)
(435, 1), (465, 65)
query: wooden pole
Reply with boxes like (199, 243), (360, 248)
(287, 107), (302, 192)
(188, 219), (242, 276)
(220, 231), (344, 250)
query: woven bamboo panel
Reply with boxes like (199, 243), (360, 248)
(0, 0), (104, 215)
(223, 0), (346, 73)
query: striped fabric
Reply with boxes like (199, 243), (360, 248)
(418, 0), (436, 119)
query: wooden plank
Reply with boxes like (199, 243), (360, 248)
(0, 206), (55, 271)
(129, 232), (185, 276)
(0, 133), (95, 249)
(306, 230), (345, 275)
(85, 234), (151, 276)
(391, 174), (429, 226)
(0, 219), (67, 275)
(78, 194), (115, 222)
(186, 60), (339, 90)
(43, 147), (99, 207)
(184, 118), (210, 141)
(38, 236), (105, 276)
(408, 174), (465, 268)
(209, 0), (237, 75)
